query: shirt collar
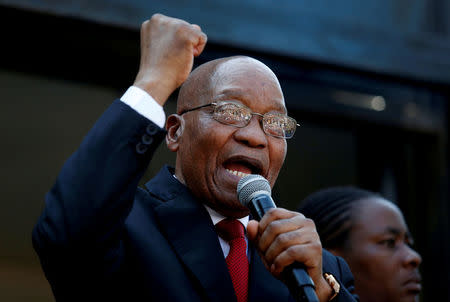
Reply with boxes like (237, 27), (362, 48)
(173, 172), (249, 229)
(203, 204), (249, 230)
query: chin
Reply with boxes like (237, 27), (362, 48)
(399, 292), (420, 302)
(211, 200), (250, 218)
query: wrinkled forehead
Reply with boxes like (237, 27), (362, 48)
(209, 57), (286, 112)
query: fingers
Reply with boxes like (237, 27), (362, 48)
(133, 14), (207, 104)
(183, 23), (207, 57)
(270, 238), (322, 275)
(252, 208), (323, 278)
(193, 32), (207, 57)
(191, 24), (201, 31)
(247, 220), (259, 242)
(258, 209), (307, 251)
(143, 14), (205, 55)
(189, 24), (207, 57)
(264, 226), (317, 266)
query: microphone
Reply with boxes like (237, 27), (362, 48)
(237, 174), (319, 302)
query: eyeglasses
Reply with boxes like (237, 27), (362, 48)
(179, 101), (300, 139)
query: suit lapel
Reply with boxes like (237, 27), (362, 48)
(148, 166), (236, 302)
(248, 245), (290, 302)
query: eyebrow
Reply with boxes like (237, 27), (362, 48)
(217, 89), (286, 113)
(385, 227), (401, 236)
(384, 227), (413, 241)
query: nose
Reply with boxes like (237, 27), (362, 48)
(233, 115), (268, 148)
(402, 244), (422, 269)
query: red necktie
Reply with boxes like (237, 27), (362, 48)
(216, 219), (249, 302)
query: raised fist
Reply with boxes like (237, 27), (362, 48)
(134, 14), (207, 105)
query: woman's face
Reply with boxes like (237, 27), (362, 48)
(339, 198), (422, 302)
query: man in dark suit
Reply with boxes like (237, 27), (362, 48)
(33, 14), (358, 302)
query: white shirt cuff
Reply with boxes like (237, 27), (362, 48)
(120, 86), (166, 128)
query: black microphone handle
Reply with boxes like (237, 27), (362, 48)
(248, 194), (319, 302)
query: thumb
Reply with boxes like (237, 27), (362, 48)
(192, 32), (207, 57)
(247, 220), (259, 242)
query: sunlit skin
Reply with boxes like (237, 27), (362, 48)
(331, 198), (422, 302)
(166, 57), (287, 218)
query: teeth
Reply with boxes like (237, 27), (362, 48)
(226, 169), (250, 178)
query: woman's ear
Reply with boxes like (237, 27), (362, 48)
(166, 114), (184, 152)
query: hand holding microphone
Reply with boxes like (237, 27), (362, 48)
(238, 175), (330, 302)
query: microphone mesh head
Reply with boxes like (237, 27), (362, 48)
(237, 174), (271, 207)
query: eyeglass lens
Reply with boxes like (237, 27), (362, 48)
(212, 102), (296, 138)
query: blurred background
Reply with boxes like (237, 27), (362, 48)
(0, 0), (448, 301)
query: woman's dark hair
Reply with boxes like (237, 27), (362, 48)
(298, 186), (380, 250)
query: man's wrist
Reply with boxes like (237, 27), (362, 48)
(323, 273), (340, 301)
(316, 274), (339, 302)
(120, 86), (166, 128)
(133, 73), (175, 106)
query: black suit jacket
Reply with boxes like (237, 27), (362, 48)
(33, 100), (358, 301)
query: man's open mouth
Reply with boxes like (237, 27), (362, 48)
(223, 156), (264, 179)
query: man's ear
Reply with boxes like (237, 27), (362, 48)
(166, 114), (184, 152)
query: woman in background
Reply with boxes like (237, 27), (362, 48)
(298, 187), (422, 302)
